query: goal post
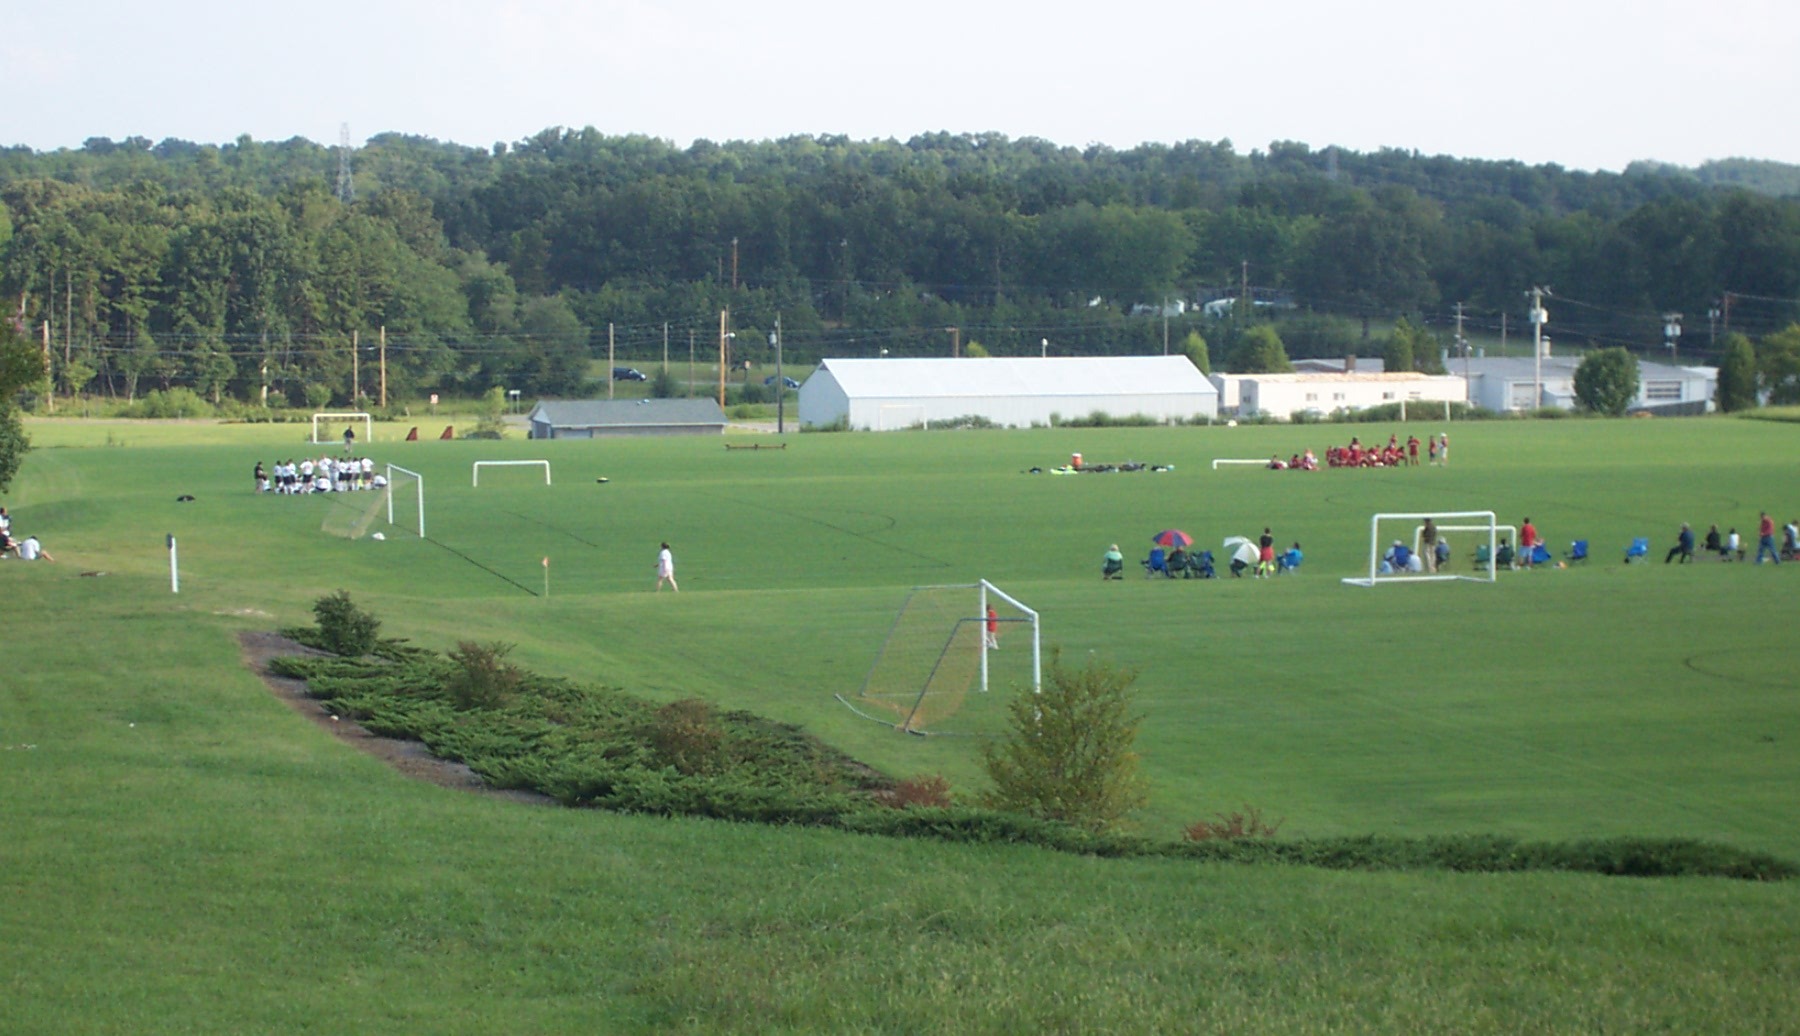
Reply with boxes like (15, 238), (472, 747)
(385, 464), (425, 538)
(1342, 510), (1497, 587)
(312, 412), (372, 445)
(472, 459), (551, 487)
(840, 580), (1042, 734)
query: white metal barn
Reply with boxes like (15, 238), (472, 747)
(797, 356), (1218, 430)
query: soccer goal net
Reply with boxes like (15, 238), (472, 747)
(312, 412), (372, 446)
(1343, 510), (1497, 587)
(384, 464), (425, 538)
(839, 580), (1041, 735)
(473, 459), (551, 487)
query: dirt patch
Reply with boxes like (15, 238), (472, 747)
(237, 630), (553, 806)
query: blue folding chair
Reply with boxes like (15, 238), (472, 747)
(1188, 550), (1216, 579)
(1624, 537), (1649, 563)
(1142, 547), (1171, 578)
(1565, 540), (1589, 564)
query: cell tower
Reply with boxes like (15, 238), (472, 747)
(336, 123), (354, 203)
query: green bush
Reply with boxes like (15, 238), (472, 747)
(445, 640), (523, 710)
(310, 590), (381, 657)
(981, 653), (1149, 833)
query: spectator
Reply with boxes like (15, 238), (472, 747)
(1704, 523), (1723, 557)
(1420, 518), (1439, 574)
(15, 534), (53, 562)
(1102, 544), (1124, 580)
(1519, 517), (1539, 568)
(1784, 519), (1800, 560)
(1756, 511), (1781, 565)
(1665, 523), (1695, 564)
(1726, 528), (1743, 562)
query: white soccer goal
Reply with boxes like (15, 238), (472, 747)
(385, 464), (425, 538)
(312, 411), (372, 446)
(839, 579), (1041, 734)
(472, 459), (551, 487)
(1343, 510), (1498, 587)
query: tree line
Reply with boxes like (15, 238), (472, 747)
(3, 131), (1799, 408)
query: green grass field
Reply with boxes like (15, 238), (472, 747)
(5, 415), (1800, 1032)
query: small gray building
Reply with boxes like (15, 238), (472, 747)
(1460, 356), (1715, 414)
(527, 399), (729, 439)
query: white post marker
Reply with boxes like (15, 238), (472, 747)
(167, 533), (179, 594)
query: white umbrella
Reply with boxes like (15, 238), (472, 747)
(1223, 536), (1258, 568)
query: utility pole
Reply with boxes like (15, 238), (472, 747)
(730, 237), (739, 292)
(946, 326), (960, 357)
(1454, 302), (1469, 403)
(1240, 260), (1250, 309)
(378, 326), (387, 408)
(1708, 303), (1720, 350)
(1722, 291), (1733, 332)
(1162, 297), (1170, 355)
(351, 329), (360, 403)
(772, 313), (784, 434)
(1528, 287), (1550, 410)
(688, 329), (696, 398)
(608, 322), (616, 400)
(718, 309), (729, 407)
(662, 321), (670, 379)
(1662, 312), (1683, 363)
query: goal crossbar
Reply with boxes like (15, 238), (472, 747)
(473, 459), (551, 486)
(1343, 510), (1497, 586)
(312, 412), (372, 445)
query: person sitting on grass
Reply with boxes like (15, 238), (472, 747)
(1703, 524), (1723, 557)
(14, 534), (54, 562)
(1725, 528), (1743, 562)
(1666, 523), (1695, 564)
(1102, 544), (1124, 580)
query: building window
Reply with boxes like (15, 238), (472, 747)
(1333, 392), (1345, 402)
(1382, 391), (1395, 400)
(1644, 381), (1681, 401)
(1408, 391), (1422, 400)
(1305, 392), (1317, 402)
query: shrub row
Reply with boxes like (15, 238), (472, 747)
(272, 631), (1795, 882)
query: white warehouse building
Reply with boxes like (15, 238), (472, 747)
(797, 356), (1219, 430)
(1213, 371), (1467, 420)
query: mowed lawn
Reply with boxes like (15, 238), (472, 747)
(5, 415), (1800, 1032)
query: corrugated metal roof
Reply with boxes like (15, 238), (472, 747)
(1241, 372), (1464, 384)
(816, 356), (1216, 398)
(529, 399), (729, 427)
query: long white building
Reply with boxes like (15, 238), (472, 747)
(797, 356), (1219, 430)
(1212, 371), (1467, 420)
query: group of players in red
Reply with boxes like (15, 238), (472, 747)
(1323, 433), (1446, 469)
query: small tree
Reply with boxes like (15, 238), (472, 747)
(981, 653), (1149, 833)
(1756, 324), (1800, 405)
(1717, 333), (1759, 412)
(964, 341), (990, 358)
(312, 590), (381, 657)
(1573, 347), (1641, 415)
(1181, 330), (1210, 374)
(650, 365), (682, 399)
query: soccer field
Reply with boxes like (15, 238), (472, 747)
(8, 415), (1800, 1031)
(12, 416), (1800, 852)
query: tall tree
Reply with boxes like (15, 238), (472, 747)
(0, 317), (46, 491)
(1716, 333), (1759, 412)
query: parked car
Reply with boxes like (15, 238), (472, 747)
(764, 375), (801, 389)
(612, 367), (646, 381)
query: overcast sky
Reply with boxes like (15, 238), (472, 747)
(5, 0), (1795, 172)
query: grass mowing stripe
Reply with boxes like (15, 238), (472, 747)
(714, 492), (958, 569)
(422, 535), (541, 596)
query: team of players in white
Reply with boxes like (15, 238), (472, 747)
(257, 456), (386, 494)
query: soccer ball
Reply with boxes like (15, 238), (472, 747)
(371, 532), (386, 541)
